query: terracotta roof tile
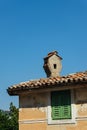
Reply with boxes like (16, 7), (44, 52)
(44, 51), (62, 60)
(7, 71), (87, 95)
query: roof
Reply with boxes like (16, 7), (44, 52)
(44, 51), (62, 60)
(7, 71), (87, 95)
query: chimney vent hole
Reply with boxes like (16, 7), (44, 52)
(54, 64), (57, 69)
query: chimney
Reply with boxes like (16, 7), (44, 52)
(43, 51), (62, 77)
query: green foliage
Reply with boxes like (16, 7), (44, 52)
(0, 102), (18, 130)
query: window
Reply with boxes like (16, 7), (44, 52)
(48, 90), (76, 124)
(51, 90), (71, 120)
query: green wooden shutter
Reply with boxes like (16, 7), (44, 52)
(51, 92), (62, 119)
(61, 90), (71, 119)
(51, 90), (71, 120)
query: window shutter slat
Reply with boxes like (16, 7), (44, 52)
(62, 105), (71, 119)
(52, 106), (61, 119)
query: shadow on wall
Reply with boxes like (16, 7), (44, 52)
(19, 92), (50, 109)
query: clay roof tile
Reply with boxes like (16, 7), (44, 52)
(7, 71), (87, 95)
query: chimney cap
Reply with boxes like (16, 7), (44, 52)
(44, 51), (62, 61)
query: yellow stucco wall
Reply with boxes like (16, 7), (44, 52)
(19, 123), (47, 130)
(47, 121), (87, 130)
(19, 121), (87, 130)
(19, 88), (87, 130)
(19, 108), (46, 120)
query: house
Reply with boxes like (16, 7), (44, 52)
(7, 51), (87, 130)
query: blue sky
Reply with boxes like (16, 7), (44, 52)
(0, 0), (87, 110)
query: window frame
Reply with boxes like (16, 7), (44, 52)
(47, 89), (76, 124)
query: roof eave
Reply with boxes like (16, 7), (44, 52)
(7, 81), (87, 96)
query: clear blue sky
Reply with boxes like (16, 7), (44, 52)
(0, 0), (87, 110)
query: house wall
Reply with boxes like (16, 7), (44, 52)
(19, 87), (87, 130)
(19, 92), (48, 130)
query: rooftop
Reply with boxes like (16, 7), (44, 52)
(7, 71), (87, 95)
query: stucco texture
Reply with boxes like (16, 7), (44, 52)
(19, 88), (87, 130)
